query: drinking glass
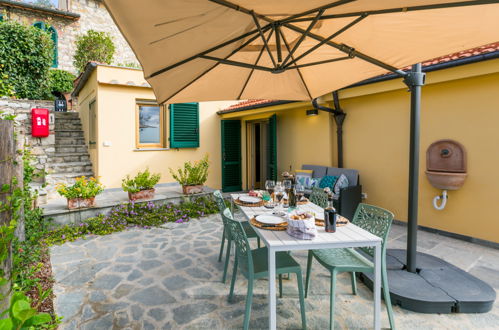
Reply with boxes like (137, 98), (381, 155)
(265, 180), (275, 205)
(274, 182), (285, 214)
(283, 179), (292, 208)
(296, 184), (305, 202)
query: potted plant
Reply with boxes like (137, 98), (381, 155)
(56, 176), (104, 209)
(169, 155), (209, 195)
(122, 168), (161, 201)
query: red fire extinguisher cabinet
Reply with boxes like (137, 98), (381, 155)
(31, 108), (50, 137)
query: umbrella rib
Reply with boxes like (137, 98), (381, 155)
(200, 56), (273, 72)
(288, 0), (499, 22)
(281, 9), (325, 68)
(148, 25), (269, 79)
(162, 31), (264, 103)
(287, 56), (350, 70)
(251, 10), (277, 68)
(279, 29), (313, 100)
(281, 0), (357, 23)
(282, 21), (406, 76)
(284, 14), (367, 69)
(238, 29), (274, 100)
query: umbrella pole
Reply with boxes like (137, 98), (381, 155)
(404, 64), (426, 273)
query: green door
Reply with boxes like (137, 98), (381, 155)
(267, 114), (277, 181)
(221, 120), (242, 192)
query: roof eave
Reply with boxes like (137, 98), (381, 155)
(0, 0), (80, 20)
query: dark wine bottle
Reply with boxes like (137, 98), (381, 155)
(324, 192), (337, 233)
(288, 186), (296, 207)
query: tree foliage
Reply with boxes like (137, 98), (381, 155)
(0, 20), (53, 99)
(48, 69), (75, 97)
(73, 30), (115, 72)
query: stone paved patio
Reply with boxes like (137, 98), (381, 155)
(51, 213), (499, 329)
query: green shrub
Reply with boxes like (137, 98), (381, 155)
(122, 169), (161, 193)
(73, 30), (115, 72)
(0, 19), (53, 99)
(56, 176), (104, 199)
(169, 155), (209, 186)
(48, 69), (75, 97)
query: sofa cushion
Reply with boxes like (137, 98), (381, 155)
(295, 169), (313, 177)
(326, 167), (358, 186)
(333, 174), (349, 196)
(302, 165), (327, 178)
(297, 175), (321, 189)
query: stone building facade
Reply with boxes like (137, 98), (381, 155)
(0, 0), (138, 73)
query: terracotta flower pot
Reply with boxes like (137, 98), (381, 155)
(67, 197), (96, 209)
(128, 188), (155, 201)
(182, 185), (203, 195)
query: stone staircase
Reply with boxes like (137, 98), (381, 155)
(44, 112), (94, 200)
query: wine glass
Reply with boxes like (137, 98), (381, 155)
(296, 184), (305, 203)
(283, 179), (292, 208)
(274, 182), (285, 214)
(265, 180), (275, 206)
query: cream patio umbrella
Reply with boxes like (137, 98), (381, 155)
(103, 0), (499, 104)
(103, 0), (499, 323)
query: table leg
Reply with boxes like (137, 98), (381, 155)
(373, 243), (381, 330)
(268, 248), (276, 330)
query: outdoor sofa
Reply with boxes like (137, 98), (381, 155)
(301, 164), (362, 221)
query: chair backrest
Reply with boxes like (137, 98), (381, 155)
(213, 190), (227, 214)
(309, 187), (328, 208)
(351, 203), (394, 257)
(222, 208), (253, 275)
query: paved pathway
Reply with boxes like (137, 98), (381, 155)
(51, 214), (499, 329)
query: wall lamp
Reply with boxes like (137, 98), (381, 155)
(306, 109), (319, 116)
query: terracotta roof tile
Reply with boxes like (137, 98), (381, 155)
(221, 42), (499, 113)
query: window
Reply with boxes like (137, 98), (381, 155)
(88, 100), (97, 148)
(136, 101), (166, 148)
(33, 21), (58, 68)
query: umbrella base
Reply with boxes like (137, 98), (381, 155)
(360, 249), (496, 314)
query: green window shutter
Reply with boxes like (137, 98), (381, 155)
(221, 120), (242, 192)
(33, 21), (45, 30)
(170, 102), (199, 148)
(267, 114), (277, 181)
(48, 27), (58, 68)
(0, 14), (4, 22)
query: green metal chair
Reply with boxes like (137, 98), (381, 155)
(223, 208), (307, 330)
(309, 187), (328, 208)
(305, 203), (396, 330)
(213, 190), (260, 283)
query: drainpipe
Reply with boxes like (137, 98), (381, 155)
(312, 92), (346, 168)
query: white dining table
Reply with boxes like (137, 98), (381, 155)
(231, 193), (382, 330)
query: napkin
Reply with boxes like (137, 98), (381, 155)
(286, 216), (317, 240)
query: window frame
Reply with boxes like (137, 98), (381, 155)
(135, 100), (166, 149)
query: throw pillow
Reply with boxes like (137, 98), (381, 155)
(296, 175), (321, 189)
(333, 174), (349, 196)
(319, 175), (338, 190)
(295, 169), (313, 177)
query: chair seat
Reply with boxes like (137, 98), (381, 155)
(242, 221), (258, 238)
(313, 248), (373, 272)
(251, 247), (301, 277)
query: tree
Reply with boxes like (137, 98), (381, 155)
(73, 30), (115, 72)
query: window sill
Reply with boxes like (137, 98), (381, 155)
(133, 148), (170, 152)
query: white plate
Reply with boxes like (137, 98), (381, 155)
(239, 196), (262, 204)
(256, 214), (286, 225)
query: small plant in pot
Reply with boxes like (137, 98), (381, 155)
(122, 168), (161, 201)
(56, 176), (104, 209)
(169, 155), (209, 195)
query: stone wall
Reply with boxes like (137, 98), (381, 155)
(0, 98), (55, 182)
(1, 0), (139, 74)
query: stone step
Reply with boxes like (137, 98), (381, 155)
(47, 161), (93, 174)
(54, 111), (79, 117)
(55, 145), (88, 153)
(55, 137), (86, 146)
(55, 130), (85, 138)
(45, 171), (94, 183)
(55, 123), (82, 130)
(47, 152), (90, 163)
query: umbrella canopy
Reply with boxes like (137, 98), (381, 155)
(103, 0), (499, 104)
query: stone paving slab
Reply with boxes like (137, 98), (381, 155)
(51, 214), (499, 329)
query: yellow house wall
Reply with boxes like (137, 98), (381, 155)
(75, 69), (99, 174)
(338, 64), (499, 243)
(77, 65), (237, 189)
